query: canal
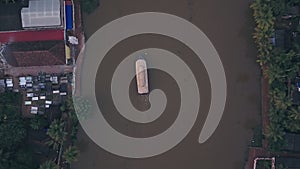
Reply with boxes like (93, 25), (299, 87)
(72, 0), (261, 169)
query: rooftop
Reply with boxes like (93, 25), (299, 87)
(283, 133), (300, 152)
(0, 0), (62, 31)
(276, 157), (300, 169)
(21, 0), (62, 28)
(4, 40), (66, 67)
(0, 29), (64, 44)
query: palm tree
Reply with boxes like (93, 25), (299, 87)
(270, 0), (286, 16)
(284, 118), (300, 132)
(45, 139), (60, 151)
(62, 146), (80, 164)
(289, 106), (300, 120)
(269, 106), (285, 124)
(30, 116), (47, 130)
(269, 88), (292, 110)
(266, 123), (285, 143)
(39, 160), (59, 169)
(46, 119), (67, 147)
(266, 123), (286, 151)
(276, 164), (288, 169)
(251, 0), (275, 59)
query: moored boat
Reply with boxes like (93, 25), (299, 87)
(135, 58), (149, 94)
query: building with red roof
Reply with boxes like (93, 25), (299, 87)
(0, 0), (81, 69)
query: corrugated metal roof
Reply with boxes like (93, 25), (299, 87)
(21, 0), (61, 28)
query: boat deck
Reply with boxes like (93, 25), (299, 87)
(135, 58), (149, 94)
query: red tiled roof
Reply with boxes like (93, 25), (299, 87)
(7, 41), (66, 67)
(0, 29), (64, 44)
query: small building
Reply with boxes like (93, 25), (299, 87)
(25, 76), (32, 83)
(6, 78), (13, 88)
(271, 30), (286, 49)
(26, 93), (33, 98)
(60, 92), (67, 96)
(38, 83), (46, 89)
(40, 96), (46, 100)
(32, 97), (39, 101)
(283, 133), (300, 152)
(30, 106), (38, 114)
(45, 100), (52, 105)
(50, 76), (58, 84)
(21, 0), (62, 28)
(26, 83), (32, 88)
(60, 83), (67, 92)
(60, 76), (68, 83)
(276, 157), (300, 169)
(19, 77), (26, 87)
(24, 101), (32, 105)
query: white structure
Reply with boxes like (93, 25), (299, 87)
(50, 76), (58, 84)
(24, 101), (32, 105)
(21, 0), (62, 28)
(27, 93), (34, 98)
(40, 96), (46, 100)
(253, 157), (275, 169)
(32, 97), (39, 101)
(26, 76), (32, 83)
(68, 36), (79, 45)
(60, 92), (67, 96)
(26, 83), (33, 88)
(19, 77), (26, 86)
(6, 79), (13, 88)
(45, 100), (52, 105)
(31, 107), (38, 114)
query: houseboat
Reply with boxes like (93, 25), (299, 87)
(135, 58), (149, 94)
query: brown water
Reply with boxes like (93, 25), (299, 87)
(72, 0), (261, 169)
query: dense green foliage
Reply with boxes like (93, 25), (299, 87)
(30, 115), (48, 130)
(0, 92), (37, 169)
(61, 97), (80, 144)
(256, 160), (272, 169)
(39, 161), (59, 169)
(251, 0), (300, 151)
(251, 0), (275, 65)
(46, 119), (67, 150)
(62, 146), (79, 164)
(0, 0), (15, 4)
